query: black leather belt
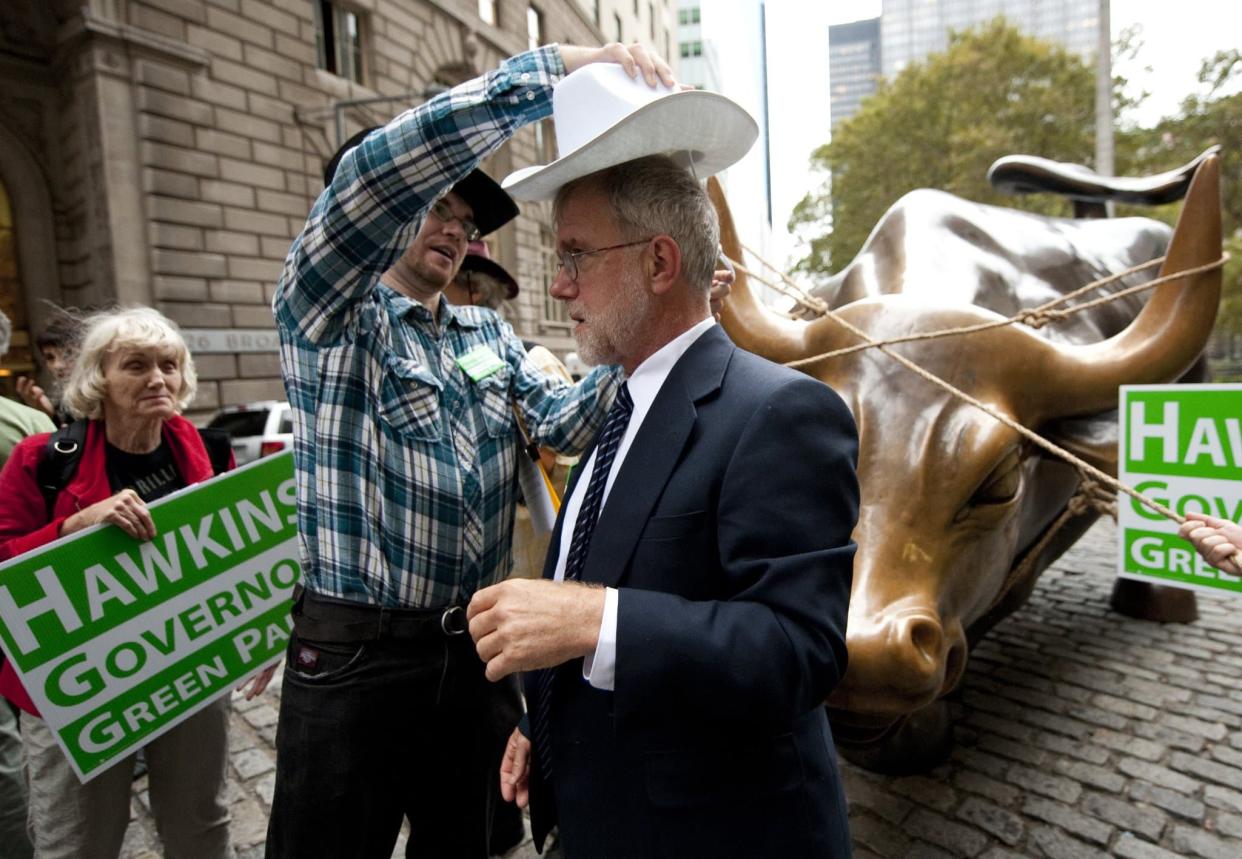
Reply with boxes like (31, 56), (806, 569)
(291, 584), (469, 643)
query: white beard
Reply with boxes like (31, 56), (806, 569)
(574, 267), (651, 367)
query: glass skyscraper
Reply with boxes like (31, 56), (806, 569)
(881, 0), (1100, 78)
(829, 17), (882, 130)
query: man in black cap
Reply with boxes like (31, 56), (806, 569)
(269, 42), (674, 859)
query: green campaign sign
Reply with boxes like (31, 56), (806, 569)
(1118, 385), (1242, 595)
(0, 452), (299, 781)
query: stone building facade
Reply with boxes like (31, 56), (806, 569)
(0, 0), (676, 420)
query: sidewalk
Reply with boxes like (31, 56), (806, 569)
(117, 666), (540, 859)
(121, 518), (1242, 856)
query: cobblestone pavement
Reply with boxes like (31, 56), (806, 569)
(121, 518), (1242, 857)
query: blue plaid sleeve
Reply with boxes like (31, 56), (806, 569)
(273, 45), (566, 346)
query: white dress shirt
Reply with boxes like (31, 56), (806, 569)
(554, 317), (717, 691)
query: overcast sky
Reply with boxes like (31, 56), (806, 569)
(707, 0), (1242, 268)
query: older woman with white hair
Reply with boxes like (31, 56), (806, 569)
(0, 306), (268, 858)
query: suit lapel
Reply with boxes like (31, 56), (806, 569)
(581, 326), (733, 589)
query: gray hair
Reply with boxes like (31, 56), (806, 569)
(554, 155), (720, 291)
(61, 307), (198, 420)
(453, 270), (510, 310)
(0, 310), (10, 357)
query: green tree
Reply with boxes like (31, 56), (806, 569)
(791, 19), (1097, 279)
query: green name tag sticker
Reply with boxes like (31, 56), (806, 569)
(457, 345), (505, 381)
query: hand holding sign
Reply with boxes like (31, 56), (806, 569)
(1177, 512), (1242, 576)
(0, 453), (298, 781)
(62, 489), (157, 542)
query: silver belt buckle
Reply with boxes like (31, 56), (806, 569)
(440, 605), (467, 636)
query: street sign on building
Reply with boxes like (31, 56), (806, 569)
(181, 329), (281, 354)
(1118, 384), (1242, 595)
(0, 453), (298, 782)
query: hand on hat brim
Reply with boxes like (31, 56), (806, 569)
(559, 42), (676, 89)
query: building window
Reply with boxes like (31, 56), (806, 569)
(478, 0), (497, 26)
(677, 6), (700, 25)
(679, 40), (702, 59)
(527, 5), (543, 50)
(614, 12), (623, 42)
(649, 2), (656, 39)
(314, 1), (365, 83)
(664, 29), (670, 61)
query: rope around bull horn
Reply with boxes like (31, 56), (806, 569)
(723, 245), (1232, 528)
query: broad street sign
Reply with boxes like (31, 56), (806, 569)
(180, 329), (280, 353)
(0, 452), (298, 781)
(1118, 384), (1242, 596)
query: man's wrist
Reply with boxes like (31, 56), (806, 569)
(575, 581), (606, 655)
(557, 44), (606, 76)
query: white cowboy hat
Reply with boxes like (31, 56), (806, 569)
(501, 64), (758, 201)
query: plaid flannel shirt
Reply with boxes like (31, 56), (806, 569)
(274, 46), (620, 607)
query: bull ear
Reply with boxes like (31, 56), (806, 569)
(708, 178), (855, 365)
(1033, 155), (1222, 421)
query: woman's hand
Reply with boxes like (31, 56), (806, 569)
(61, 489), (156, 541)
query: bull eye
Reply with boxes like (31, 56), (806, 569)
(971, 449), (1022, 506)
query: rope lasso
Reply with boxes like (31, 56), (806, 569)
(732, 245), (1228, 367)
(723, 244), (1231, 528)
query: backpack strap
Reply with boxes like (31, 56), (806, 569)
(36, 419), (89, 519)
(35, 421), (231, 518)
(197, 428), (233, 476)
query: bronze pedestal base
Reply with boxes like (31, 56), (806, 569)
(1109, 578), (1198, 623)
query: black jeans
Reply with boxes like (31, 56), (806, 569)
(265, 630), (522, 858)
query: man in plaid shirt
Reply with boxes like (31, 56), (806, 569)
(267, 42), (675, 858)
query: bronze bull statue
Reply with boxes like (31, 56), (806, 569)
(712, 152), (1222, 772)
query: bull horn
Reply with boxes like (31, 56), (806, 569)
(708, 178), (851, 364)
(1033, 154), (1222, 419)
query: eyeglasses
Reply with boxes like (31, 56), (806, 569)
(552, 238), (654, 283)
(428, 199), (480, 242)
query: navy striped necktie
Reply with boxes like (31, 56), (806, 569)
(532, 381), (634, 779)
(561, 382), (634, 582)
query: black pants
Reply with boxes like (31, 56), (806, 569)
(265, 630), (523, 858)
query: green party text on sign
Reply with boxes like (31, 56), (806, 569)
(0, 452), (298, 781)
(1118, 385), (1242, 597)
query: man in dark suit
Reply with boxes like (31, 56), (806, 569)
(467, 141), (860, 854)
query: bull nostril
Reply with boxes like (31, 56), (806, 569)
(906, 615), (943, 663)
